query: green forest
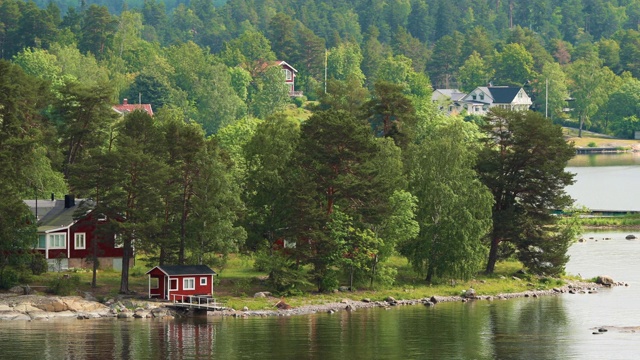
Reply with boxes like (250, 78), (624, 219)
(0, 0), (629, 293)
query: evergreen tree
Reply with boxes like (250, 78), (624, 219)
(476, 109), (575, 274)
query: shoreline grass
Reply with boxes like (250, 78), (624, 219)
(18, 257), (577, 311)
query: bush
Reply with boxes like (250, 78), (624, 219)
(0, 268), (19, 290)
(30, 253), (48, 275)
(254, 249), (310, 296)
(317, 270), (339, 293)
(587, 142), (597, 148)
(292, 95), (307, 108)
(373, 265), (398, 288)
(47, 275), (80, 296)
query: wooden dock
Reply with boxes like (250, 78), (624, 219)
(166, 295), (226, 311)
(575, 147), (629, 154)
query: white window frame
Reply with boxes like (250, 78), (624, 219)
(74, 233), (86, 250)
(48, 233), (66, 249)
(200, 277), (207, 286)
(284, 69), (292, 80)
(169, 278), (178, 291)
(183, 278), (195, 290)
(114, 234), (123, 248)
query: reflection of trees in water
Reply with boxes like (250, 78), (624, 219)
(568, 153), (640, 167)
(488, 298), (569, 360)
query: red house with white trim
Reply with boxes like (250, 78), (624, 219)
(259, 60), (302, 97)
(25, 195), (126, 271)
(113, 98), (154, 116)
(146, 265), (217, 300)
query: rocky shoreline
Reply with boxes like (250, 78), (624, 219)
(218, 280), (609, 318)
(0, 294), (176, 321)
(0, 280), (624, 322)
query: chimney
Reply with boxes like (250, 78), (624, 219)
(64, 194), (75, 208)
(123, 98), (128, 105)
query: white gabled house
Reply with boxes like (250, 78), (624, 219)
(433, 86), (532, 116)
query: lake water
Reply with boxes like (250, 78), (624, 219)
(1, 155), (639, 359)
(567, 153), (640, 211)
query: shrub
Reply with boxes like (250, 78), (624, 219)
(292, 95), (307, 108)
(0, 268), (19, 290)
(254, 249), (310, 296)
(317, 270), (339, 293)
(47, 275), (80, 296)
(587, 142), (597, 148)
(373, 265), (398, 288)
(30, 253), (48, 275)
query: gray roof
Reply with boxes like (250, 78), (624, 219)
(433, 89), (466, 101)
(150, 265), (217, 276)
(24, 199), (91, 232)
(486, 86), (522, 104)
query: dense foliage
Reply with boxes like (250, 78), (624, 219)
(0, 0), (610, 291)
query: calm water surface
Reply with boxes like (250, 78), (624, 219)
(1, 155), (639, 359)
(0, 233), (638, 360)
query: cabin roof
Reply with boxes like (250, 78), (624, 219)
(147, 265), (217, 276)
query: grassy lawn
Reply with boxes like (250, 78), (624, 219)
(22, 255), (572, 310)
(562, 127), (640, 148)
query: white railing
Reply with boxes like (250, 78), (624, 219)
(170, 294), (223, 308)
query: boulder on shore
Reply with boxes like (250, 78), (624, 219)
(596, 275), (615, 286)
(463, 288), (477, 299)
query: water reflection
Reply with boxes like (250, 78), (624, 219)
(568, 153), (640, 167)
(2, 232), (640, 359)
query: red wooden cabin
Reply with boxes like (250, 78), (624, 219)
(146, 265), (216, 300)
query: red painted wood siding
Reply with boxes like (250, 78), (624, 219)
(37, 213), (124, 260)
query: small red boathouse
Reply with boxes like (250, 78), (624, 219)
(146, 265), (216, 300)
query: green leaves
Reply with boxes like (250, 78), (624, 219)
(404, 118), (492, 282)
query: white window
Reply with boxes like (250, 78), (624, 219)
(200, 277), (207, 286)
(480, 93), (484, 100)
(170, 279), (178, 291)
(75, 233), (86, 249)
(48, 234), (66, 249)
(284, 69), (292, 80)
(114, 234), (123, 248)
(183, 278), (195, 290)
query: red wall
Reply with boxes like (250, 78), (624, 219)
(69, 214), (124, 258)
(147, 268), (214, 300)
(38, 213), (124, 260)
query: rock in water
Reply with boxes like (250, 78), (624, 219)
(463, 288), (477, 299)
(596, 275), (615, 286)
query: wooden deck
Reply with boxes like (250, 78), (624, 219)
(166, 295), (226, 311)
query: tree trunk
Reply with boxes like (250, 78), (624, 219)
(91, 234), (98, 288)
(578, 115), (583, 138)
(425, 263), (433, 284)
(119, 238), (131, 294)
(349, 265), (354, 291)
(370, 255), (378, 288)
(485, 236), (500, 274)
